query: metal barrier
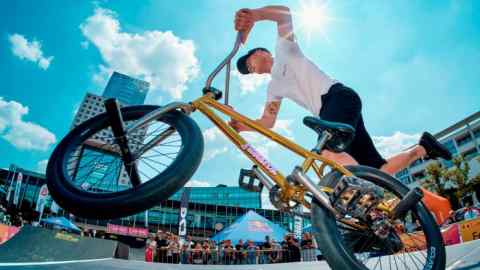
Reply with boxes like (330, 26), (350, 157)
(145, 247), (319, 264)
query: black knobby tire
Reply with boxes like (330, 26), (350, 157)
(311, 165), (446, 270)
(47, 105), (204, 219)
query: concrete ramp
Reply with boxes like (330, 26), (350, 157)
(0, 225), (118, 263)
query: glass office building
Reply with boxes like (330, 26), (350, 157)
(1, 166), (307, 238)
(102, 72), (149, 105)
(169, 186), (261, 209)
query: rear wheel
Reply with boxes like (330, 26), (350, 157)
(47, 105), (204, 219)
(311, 165), (446, 270)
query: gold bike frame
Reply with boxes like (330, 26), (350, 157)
(190, 93), (354, 209)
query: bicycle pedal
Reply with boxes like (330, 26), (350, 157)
(331, 176), (382, 218)
(238, 167), (263, 193)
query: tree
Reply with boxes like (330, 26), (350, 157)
(422, 155), (480, 209)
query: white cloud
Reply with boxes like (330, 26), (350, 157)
(80, 8), (199, 101)
(232, 70), (271, 95)
(185, 179), (211, 188)
(204, 146), (228, 161)
(0, 97), (56, 151)
(37, 159), (48, 173)
(203, 127), (224, 143)
(372, 131), (420, 158)
(8, 34), (53, 70)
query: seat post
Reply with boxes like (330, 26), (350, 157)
(312, 131), (332, 154)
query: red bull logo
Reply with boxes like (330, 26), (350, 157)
(248, 221), (272, 233)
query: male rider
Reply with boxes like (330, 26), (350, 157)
(229, 5), (452, 175)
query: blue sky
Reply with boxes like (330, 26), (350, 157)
(0, 1), (479, 191)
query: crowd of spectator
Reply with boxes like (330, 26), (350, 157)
(145, 230), (319, 265)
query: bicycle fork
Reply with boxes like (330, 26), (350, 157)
(104, 98), (142, 187)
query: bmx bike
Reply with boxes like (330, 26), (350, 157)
(46, 33), (445, 270)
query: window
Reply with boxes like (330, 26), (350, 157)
(442, 140), (457, 154)
(473, 128), (480, 138)
(462, 148), (478, 161)
(412, 170), (425, 180)
(456, 134), (473, 147)
(409, 159), (423, 168)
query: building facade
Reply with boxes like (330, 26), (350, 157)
(70, 72), (150, 188)
(395, 111), (480, 204)
(0, 166), (304, 238)
(102, 72), (149, 106)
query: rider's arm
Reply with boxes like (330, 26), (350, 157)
(235, 5), (294, 43)
(252, 6), (294, 41)
(257, 100), (282, 129)
(230, 100), (281, 132)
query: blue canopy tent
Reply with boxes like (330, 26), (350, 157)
(303, 225), (314, 233)
(41, 216), (81, 232)
(211, 210), (288, 244)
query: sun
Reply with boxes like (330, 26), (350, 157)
(294, 0), (334, 43)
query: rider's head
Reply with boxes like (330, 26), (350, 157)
(237, 47), (273, 75)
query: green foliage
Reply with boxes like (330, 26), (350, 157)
(422, 155), (480, 207)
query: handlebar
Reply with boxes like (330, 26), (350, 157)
(204, 32), (243, 105)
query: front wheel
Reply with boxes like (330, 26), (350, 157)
(311, 165), (446, 270)
(47, 105), (204, 219)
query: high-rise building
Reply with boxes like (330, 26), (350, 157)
(70, 72), (150, 189)
(102, 72), (149, 105)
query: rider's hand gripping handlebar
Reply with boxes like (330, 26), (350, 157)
(204, 32), (243, 105)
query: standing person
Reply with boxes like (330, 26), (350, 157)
(191, 243), (204, 265)
(261, 236), (272, 264)
(223, 240), (234, 265)
(286, 235), (301, 262)
(156, 231), (168, 263)
(234, 239), (245, 264)
(269, 240), (283, 263)
(202, 240), (211, 264)
(230, 5), (452, 177)
(246, 240), (257, 264)
(180, 241), (190, 264)
(210, 240), (219, 264)
(145, 234), (157, 263)
(169, 235), (180, 264)
(301, 233), (316, 262)
(166, 234), (173, 263)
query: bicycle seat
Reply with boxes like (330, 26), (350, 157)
(303, 116), (356, 153)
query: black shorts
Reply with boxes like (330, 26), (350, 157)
(319, 83), (387, 169)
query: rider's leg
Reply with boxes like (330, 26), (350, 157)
(380, 145), (426, 175)
(321, 150), (358, 166)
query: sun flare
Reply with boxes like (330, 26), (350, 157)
(294, 0), (335, 43)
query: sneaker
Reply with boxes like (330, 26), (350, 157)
(419, 132), (452, 161)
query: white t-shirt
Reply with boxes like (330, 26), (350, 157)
(266, 36), (337, 115)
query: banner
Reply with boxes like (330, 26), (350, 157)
(12, 172), (23, 206)
(178, 188), (191, 240)
(107, 223), (148, 238)
(0, 224), (20, 244)
(35, 184), (49, 213)
(459, 218), (480, 242)
(5, 166), (16, 202)
(293, 205), (303, 240)
(50, 200), (61, 214)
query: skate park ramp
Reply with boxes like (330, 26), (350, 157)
(0, 225), (119, 263)
(0, 226), (478, 269)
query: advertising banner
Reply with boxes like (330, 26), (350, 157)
(107, 223), (148, 238)
(178, 188), (191, 240)
(0, 224), (20, 244)
(12, 172), (23, 206)
(35, 185), (49, 212)
(459, 218), (480, 242)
